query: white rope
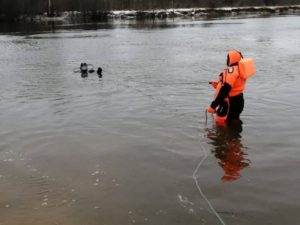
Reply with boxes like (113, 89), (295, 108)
(192, 133), (227, 225)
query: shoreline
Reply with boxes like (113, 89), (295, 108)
(1, 5), (300, 23)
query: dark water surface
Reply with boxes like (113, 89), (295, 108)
(0, 16), (300, 225)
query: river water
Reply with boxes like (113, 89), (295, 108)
(0, 16), (300, 225)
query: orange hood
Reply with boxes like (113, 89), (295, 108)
(227, 50), (243, 66)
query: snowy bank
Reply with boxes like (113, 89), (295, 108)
(4, 5), (300, 23)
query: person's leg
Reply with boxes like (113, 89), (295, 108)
(227, 94), (244, 122)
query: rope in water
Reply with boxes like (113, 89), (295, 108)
(192, 110), (226, 225)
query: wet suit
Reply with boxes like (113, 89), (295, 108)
(210, 53), (246, 122)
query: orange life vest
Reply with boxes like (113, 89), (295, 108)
(239, 58), (256, 79)
(223, 66), (246, 97)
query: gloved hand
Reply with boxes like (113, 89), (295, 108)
(207, 106), (216, 114)
(209, 80), (218, 89)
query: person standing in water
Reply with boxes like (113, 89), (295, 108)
(207, 50), (255, 124)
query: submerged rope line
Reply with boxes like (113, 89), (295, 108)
(192, 125), (226, 225)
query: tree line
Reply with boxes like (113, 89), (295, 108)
(0, 0), (299, 17)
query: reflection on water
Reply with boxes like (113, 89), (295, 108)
(206, 124), (251, 182)
(0, 19), (180, 34)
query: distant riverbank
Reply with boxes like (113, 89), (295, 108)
(1, 5), (300, 23)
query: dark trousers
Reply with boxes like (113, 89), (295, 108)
(227, 93), (244, 122)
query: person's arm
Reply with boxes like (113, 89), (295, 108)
(208, 68), (238, 112)
(210, 83), (231, 109)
